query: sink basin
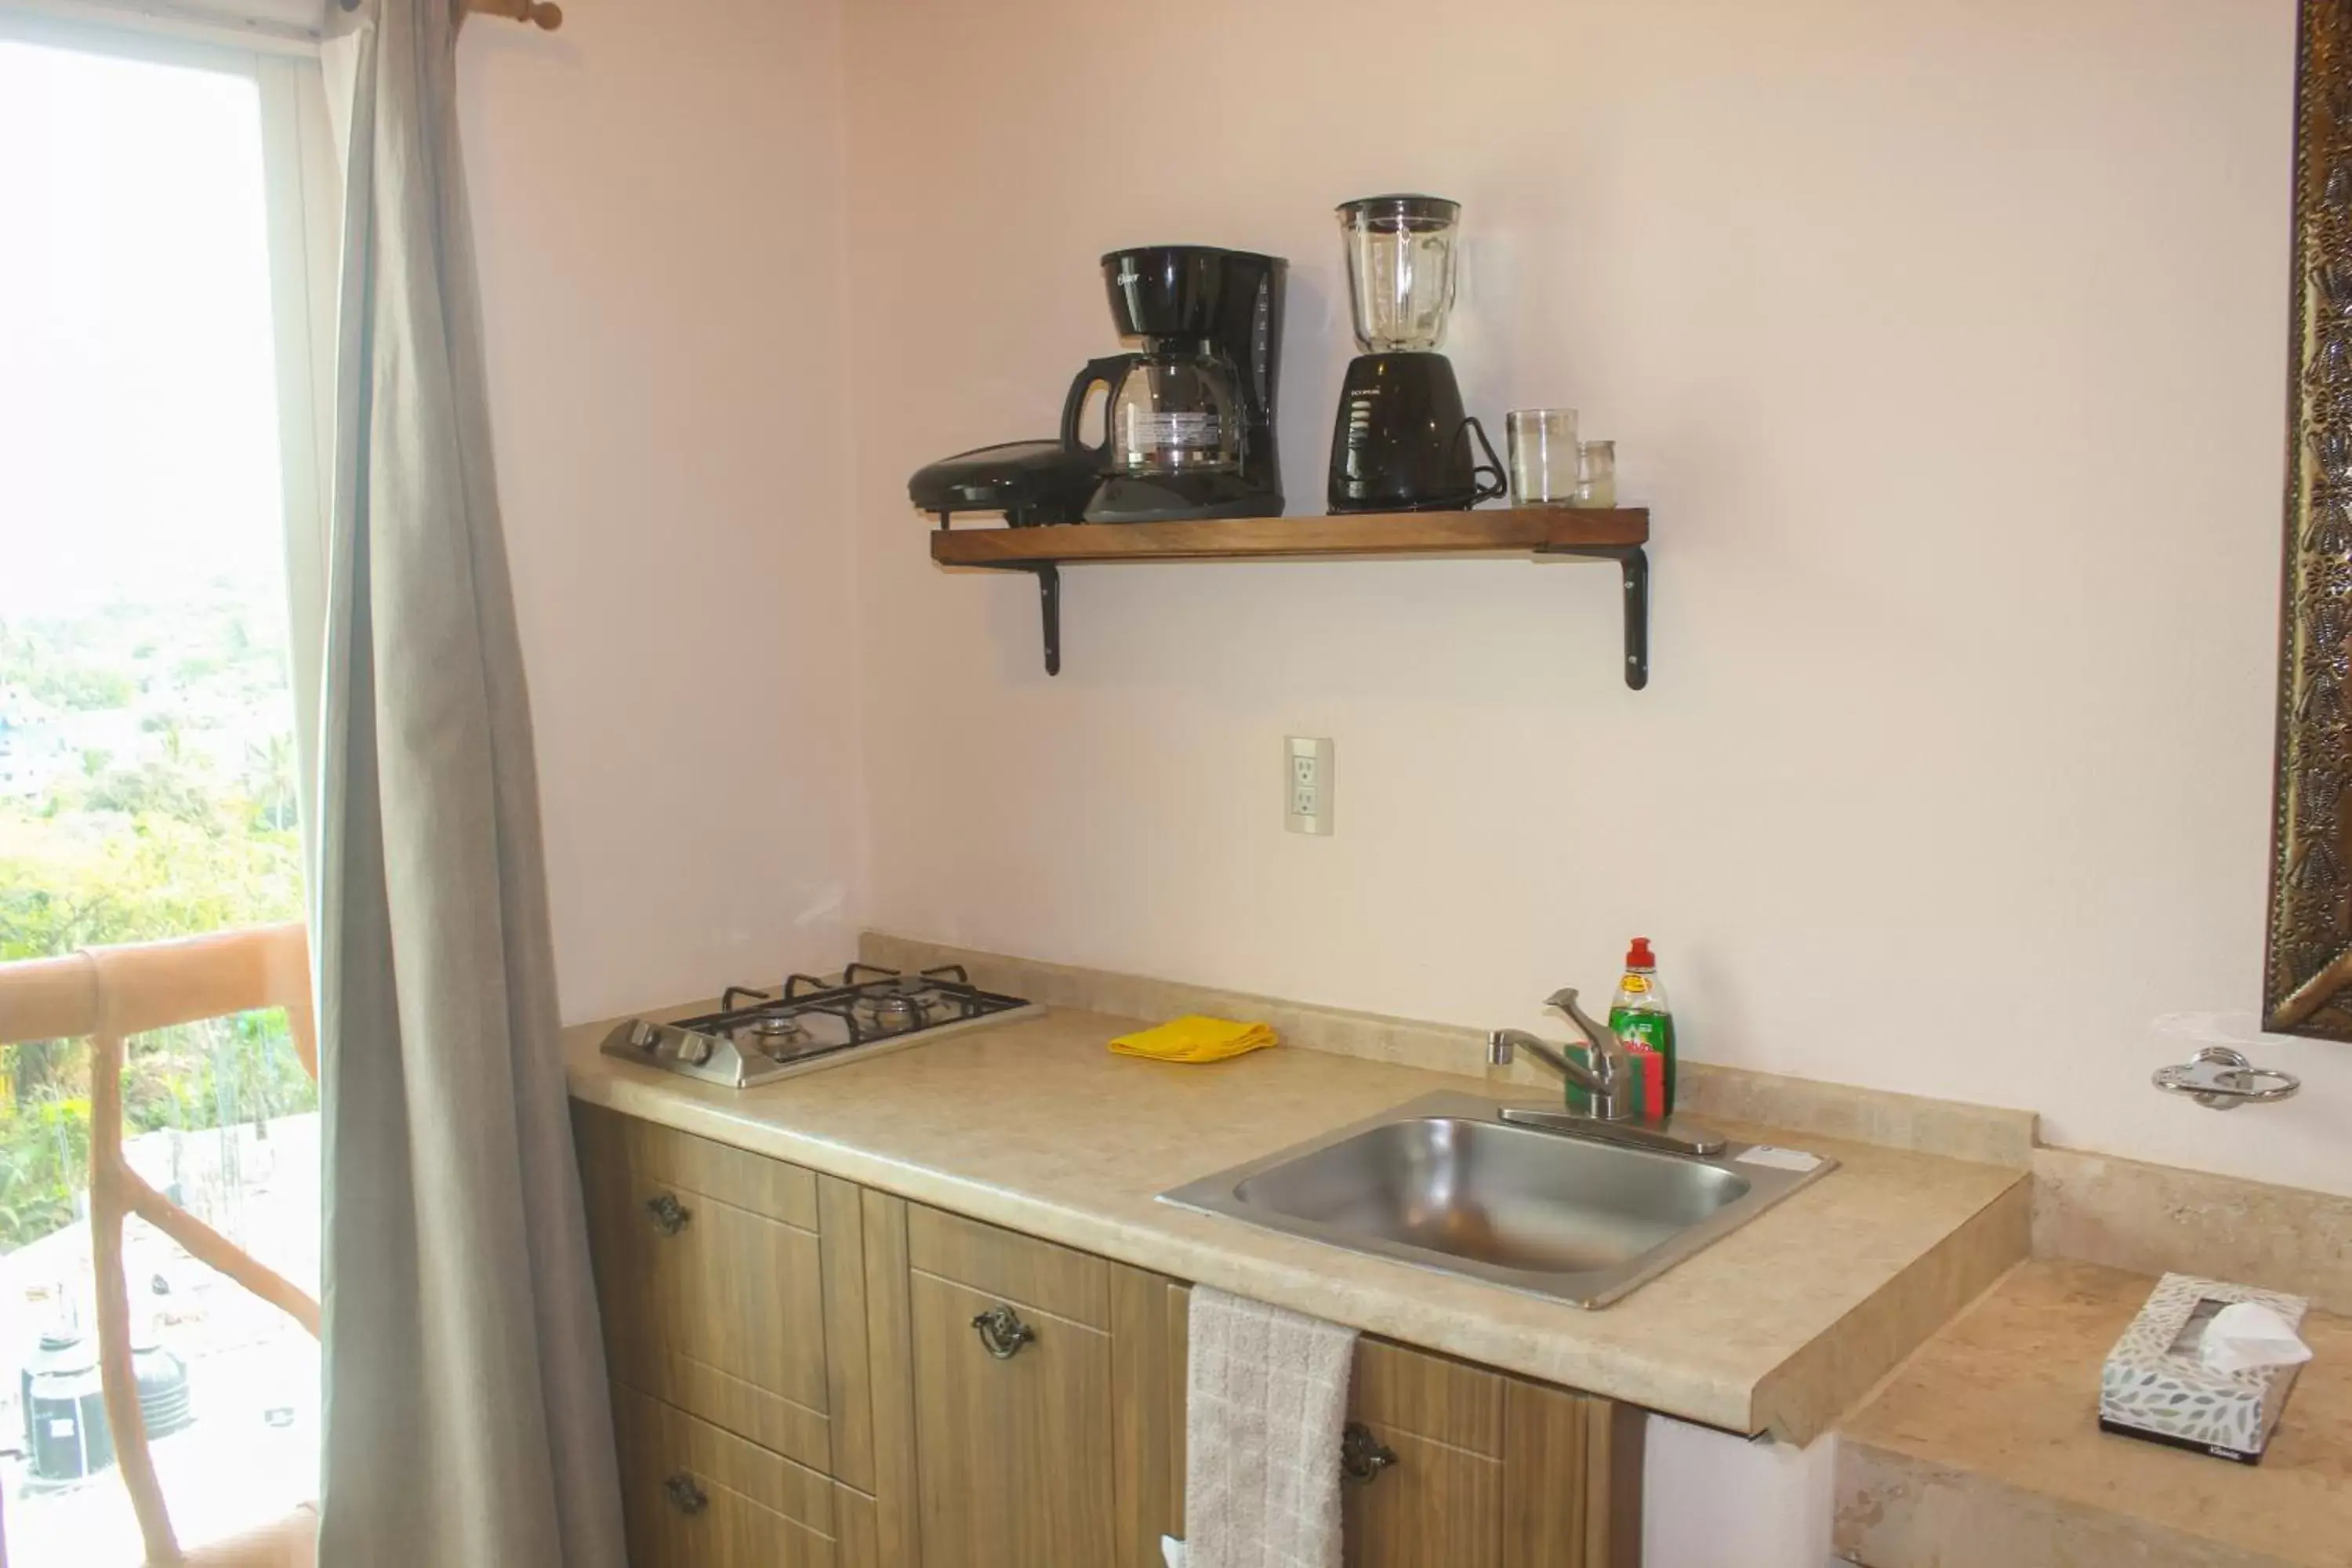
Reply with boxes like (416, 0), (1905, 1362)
(1161, 1091), (1835, 1308)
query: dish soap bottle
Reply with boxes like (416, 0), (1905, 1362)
(1608, 938), (1676, 1116)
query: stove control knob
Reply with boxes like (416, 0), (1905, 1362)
(627, 1020), (662, 1053)
(675, 1032), (714, 1066)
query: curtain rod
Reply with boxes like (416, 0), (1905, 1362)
(336, 0), (563, 28)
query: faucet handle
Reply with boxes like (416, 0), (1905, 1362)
(1544, 988), (1622, 1074)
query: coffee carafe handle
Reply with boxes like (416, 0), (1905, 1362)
(1061, 355), (1137, 465)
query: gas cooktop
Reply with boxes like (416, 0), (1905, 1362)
(599, 963), (1038, 1089)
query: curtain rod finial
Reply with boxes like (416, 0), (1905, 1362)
(468, 0), (563, 26)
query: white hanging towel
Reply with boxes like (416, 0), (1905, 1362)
(1183, 1286), (1359, 1568)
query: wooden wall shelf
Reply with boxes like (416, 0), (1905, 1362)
(927, 507), (1652, 688)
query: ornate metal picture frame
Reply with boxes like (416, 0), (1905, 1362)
(2268, 0), (2352, 1037)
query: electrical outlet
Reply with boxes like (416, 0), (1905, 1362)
(1285, 737), (1334, 837)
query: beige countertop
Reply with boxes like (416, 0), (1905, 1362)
(1836, 1258), (2352, 1568)
(564, 1004), (2027, 1444)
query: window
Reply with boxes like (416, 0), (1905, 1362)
(0, 13), (332, 1563)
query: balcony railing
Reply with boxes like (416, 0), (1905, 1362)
(0, 924), (321, 1567)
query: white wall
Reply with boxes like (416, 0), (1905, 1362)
(459, 0), (862, 1021)
(1645, 1417), (1837, 1568)
(840, 0), (2351, 1197)
(444, 7), (2313, 1557)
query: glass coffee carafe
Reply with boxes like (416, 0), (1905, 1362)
(1091, 352), (1242, 475)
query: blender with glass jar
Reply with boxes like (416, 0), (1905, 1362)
(1327, 194), (1504, 512)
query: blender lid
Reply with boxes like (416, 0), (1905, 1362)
(1337, 194), (1461, 231)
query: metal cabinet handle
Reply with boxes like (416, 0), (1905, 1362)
(663, 1472), (708, 1515)
(971, 1304), (1036, 1359)
(2153, 1047), (2302, 1110)
(645, 1192), (691, 1236)
(1340, 1421), (1396, 1485)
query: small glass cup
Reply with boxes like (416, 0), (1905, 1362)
(1505, 408), (1578, 505)
(1574, 440), (1617, 507)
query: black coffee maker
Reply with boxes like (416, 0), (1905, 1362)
(1062, 246), (1286, 521)
(1327, 194), (1503, 513)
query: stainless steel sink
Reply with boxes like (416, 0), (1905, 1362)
(1160, 1091), (1835, 1308)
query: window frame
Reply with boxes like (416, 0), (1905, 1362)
(0, 0), (338, 866)
(0, 14), (340, 1555)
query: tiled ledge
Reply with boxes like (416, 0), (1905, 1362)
(859, 931), (2039, 1167)
(2034, 1145), (2352, 1316)
(1835, 1258), (2352, 1568)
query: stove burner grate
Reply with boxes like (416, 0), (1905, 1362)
(669, 963), (1023, 1051)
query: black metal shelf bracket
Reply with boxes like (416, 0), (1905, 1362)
(1537, 544), (1649, 690)
(976, 562), (1062, 676)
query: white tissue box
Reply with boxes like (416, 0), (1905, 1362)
(2099, 1272), (2309, 1464)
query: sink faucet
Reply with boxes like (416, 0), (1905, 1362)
(1485, 988), (1726, 1156)
(1486, 988), (1634, 1123)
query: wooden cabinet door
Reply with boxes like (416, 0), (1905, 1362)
(900, 1205), (1117, 1568)
(577, 1107), (839, 1473)
(1341, 1348), (1645, 1568)
(907, 1272), (1115, 1568)
(1149, 1287), (1642, 1568)
(1109, 1267), (1189, 1568)
(1341, 1339), (1505, 1566)
(1343, 1426), (1501, 1566)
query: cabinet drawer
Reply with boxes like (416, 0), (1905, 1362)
(906, 1202), (1109, 1328)
(579, 1109), (835, 1472)
(1352, 1338), (1504, 1460)
(584, 1101), (820, 1228)
(612, 1384), (843, 1568)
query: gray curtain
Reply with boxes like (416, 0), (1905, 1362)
(313, 2), (625, 1563)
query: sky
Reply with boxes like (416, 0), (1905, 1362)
(0, 38), (289, 619)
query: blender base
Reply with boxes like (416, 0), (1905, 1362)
(1326, 350), (1501, 513)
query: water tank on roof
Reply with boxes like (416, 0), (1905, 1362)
(24, 1329), (112, 1482)
(20, 1326), (192, 1483)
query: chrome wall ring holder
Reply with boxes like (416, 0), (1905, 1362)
(2151, 1046), (2301, 1110)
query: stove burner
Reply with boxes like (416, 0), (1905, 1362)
(854, 991), (928, 1030)
(604, 962), (1030, 1088)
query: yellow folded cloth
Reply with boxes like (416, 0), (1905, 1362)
(1109, 1015), (1278, 1064)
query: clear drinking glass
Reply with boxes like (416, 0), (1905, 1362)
(1574, 440), (1617, 507)
(1506, 408), (1579, 505)
(1337, 194), (1461, 353)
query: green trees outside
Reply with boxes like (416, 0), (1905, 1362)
(2, 623), (136, 713)
(0, 590), (310, 1251)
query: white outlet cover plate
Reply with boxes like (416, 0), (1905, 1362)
(1285, 736), (1334, 837)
